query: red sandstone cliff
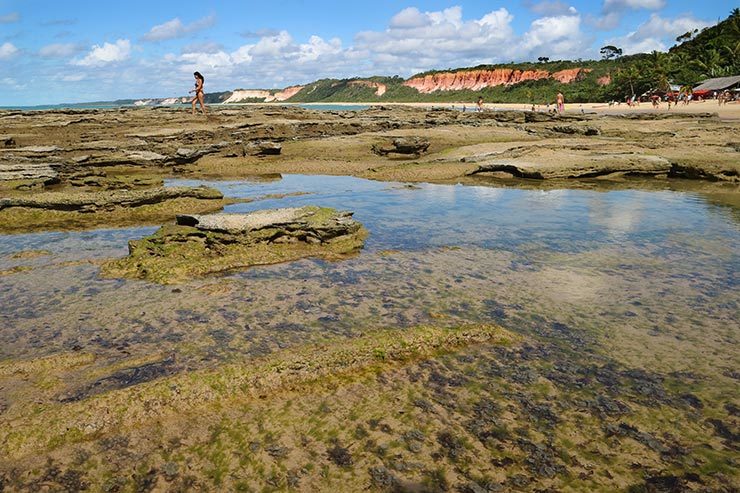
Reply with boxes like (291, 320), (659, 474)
(403, 68), (593, 94)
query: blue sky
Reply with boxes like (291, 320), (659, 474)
(0, 0), (732, 105)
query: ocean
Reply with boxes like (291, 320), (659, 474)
(0, 103), (371, 112)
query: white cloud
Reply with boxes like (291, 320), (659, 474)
(163, 6), (589, 89)
(525, 1), (578, 16)
(594, 0), (666, 30)
(522, 14), (590, 60)
(142, 15), (216, 42)
(74, 39), (131, 66)
(171, 30), (354, 85)
(605, 14), (711, 54)
(181, 41), (223, 54)
(354, 7), (515, 72)
(603, 0), (665, 12)
(2, 77), (25, 90)
(0, 42), (18, 60)
(39, 43), (83, 58)
(0, 12), (19, 23)
(60, 74), (87, 82)
(390, 7), (432, 29)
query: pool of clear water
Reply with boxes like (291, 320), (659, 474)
(0, 175), (737, 373)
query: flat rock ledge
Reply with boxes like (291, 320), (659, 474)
(466, 155), (674, 180)
(0, 186), (222, 213)
(101, 206), (367, 284)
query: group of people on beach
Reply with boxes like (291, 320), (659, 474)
(717, 90), (733, 105)
(468, 92), (565, 114)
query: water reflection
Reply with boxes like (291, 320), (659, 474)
(0, 175), (737, 369)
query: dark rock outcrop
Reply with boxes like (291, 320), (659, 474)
(372, 137), (430, 156)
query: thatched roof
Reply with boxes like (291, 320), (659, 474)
(693, 76), (740, 92)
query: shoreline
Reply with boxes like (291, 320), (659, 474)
(5, 99), (739, 119)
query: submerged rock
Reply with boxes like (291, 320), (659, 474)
(102, 206), (367, 283)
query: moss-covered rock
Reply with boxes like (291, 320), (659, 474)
(101, 206), (368, 283)
(0, 186), (228, 233)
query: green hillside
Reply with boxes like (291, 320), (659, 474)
(283, 9), (739, 104)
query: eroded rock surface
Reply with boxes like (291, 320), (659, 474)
(0, 186), (223, 213)
(372, 137), (431, 156)
(102, 206), (367, 283)
(0, 186), (227, 233)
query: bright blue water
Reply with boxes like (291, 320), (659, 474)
(1, 176), (738, 272)
(1, 103), (371, 112)
(297, 104), (370, 111)
(0, 175), (737, 364)
(169, 175), (740, 259)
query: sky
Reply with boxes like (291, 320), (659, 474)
(0, 0), (732, 105)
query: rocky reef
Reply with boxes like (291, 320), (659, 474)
(0, 186), (228, 233)
(102, 206), (367, 283)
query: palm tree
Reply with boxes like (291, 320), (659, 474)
(647, 51), (670, 91)
(691, 49), (724, 78)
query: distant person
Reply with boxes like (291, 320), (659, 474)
(556, 92), (564, 113)
(189, 71), (207, 115)
(477, 96), (484, 112)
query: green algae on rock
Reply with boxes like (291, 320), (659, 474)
(101, 206), (368, 284)
(0, 186), (229, 233)
(0, 323), (515, 461)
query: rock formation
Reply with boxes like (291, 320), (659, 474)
(0, 186), (222, 213)
(403, 68), (592, 93)
(243, 141), (282, 156)
(372, 137), (430, 157)
(0, 186), (228, 233)
(102, 206), (367, 283)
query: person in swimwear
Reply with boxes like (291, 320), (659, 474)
(189, 71), (207, 115)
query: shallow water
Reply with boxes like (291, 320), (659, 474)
(2, 175), (739, 489)
(1, 175), (737, 372)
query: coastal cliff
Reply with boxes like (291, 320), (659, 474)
(347, 80), (387, 96)
(223, 85), (305, 103)
(403, 68), (595, 93)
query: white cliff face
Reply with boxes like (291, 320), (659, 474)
(223, 90), (272, 103)
(222, 86), (305, 104)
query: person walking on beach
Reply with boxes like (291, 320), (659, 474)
(190, 71), (207, 115)
(556, 92), (565, 113)
(477, 96), (484, 112)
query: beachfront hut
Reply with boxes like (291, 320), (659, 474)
(693, 75), (740, 99)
